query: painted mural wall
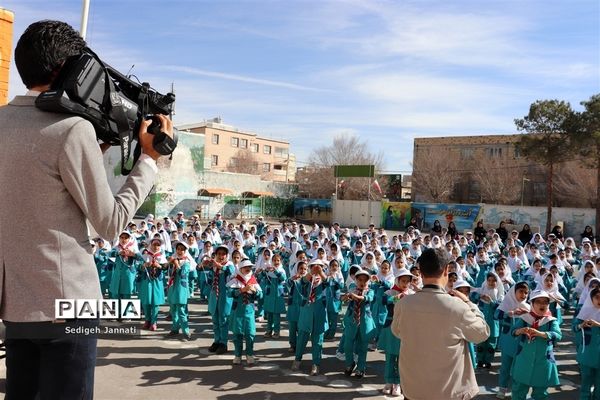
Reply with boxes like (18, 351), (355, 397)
(381, 201), (412, 230)
(479, 205), (595, 238)
(103, 131), (297, 219)
(294, 199), (333, 224)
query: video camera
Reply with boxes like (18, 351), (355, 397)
(35, 47), (178, 175)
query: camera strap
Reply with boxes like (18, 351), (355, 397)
(109, 90), (135, 176)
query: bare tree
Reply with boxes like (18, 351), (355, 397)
(470, 155), (521, 205)
(412, 147), (460, 203)
(298, 134), (385, 200)
(554, 162), (597, 208)
(226, 149), (259, 175)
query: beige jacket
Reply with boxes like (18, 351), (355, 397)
(392, 286), (490, 400)
(0, 96), (157, 322)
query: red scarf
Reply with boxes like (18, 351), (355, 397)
(235, 274), (258, 286)
(528, 310), (552, 329)
(167, 258), (186, 288)
(145, 250), (163, 279)
(145, 250), (162, 264)
(119, 242), (134, 262)
(391, 285), (409, 299)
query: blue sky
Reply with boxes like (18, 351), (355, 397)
(4, 0), (599, 172)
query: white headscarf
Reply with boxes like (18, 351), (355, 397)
(255, 248), (273, 272)
(536, 272), (566, 303)
(474, 272), (505, 303)
(579, 277), (600, 306)
(574, 261), (598, 295)
(498, 284), (531, 314)
(576, 287), (600, 322)
(226, 269), (261, 292)
(360, 251), (378, 272)
(376, 262), (395, 287)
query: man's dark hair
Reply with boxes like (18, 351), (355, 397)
(15, 20), (86, 89)
(417, 248), (449, 278)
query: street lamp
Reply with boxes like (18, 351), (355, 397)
(521, 175), (530, 207)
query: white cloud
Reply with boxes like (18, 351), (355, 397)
(157, 65), (326, 92)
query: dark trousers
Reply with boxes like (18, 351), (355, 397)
(4, 320), (98, 400)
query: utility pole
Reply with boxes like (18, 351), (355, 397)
(80, 0), (90, 40)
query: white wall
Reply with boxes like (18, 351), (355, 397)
(333, 199), (382, 228)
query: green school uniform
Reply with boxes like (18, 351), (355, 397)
(138, 256), (165, 325)
(208, 262), (235, 345)
(94, 248), (111, 296)
(109, 248), (143, 298)
(343, 288), (376, 373)
(511, 316), (561, 399)
(287, 277), (304, 349)
(167, 259), (190, 334)
(574, 320), (600, 400)
(228, 282), (262, 357)
(295, 277), (329, 366)
(325, 276), (343, 339)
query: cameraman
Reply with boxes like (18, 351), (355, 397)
(0, 20), (173, 399)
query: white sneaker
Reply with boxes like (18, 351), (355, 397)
(291, 360), (301, 371)
(391, 384), (402, 397)
(310, 364), (319, 376)
(246, 355), (255, 365)
(232, 356), (241, 365)
(335, 351), (345, 361)
(381, 384), (392, 395)
(496, 388), (507, 399)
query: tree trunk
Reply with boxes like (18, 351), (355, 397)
(546, 162), (553, 236)
(596, 153), (600, 240)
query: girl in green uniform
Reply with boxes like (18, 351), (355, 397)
(511, 290), (562, 400)
(227, 259), (262, 366)
(574, 287), (600, 400)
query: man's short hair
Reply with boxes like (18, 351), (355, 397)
(15, 20), (86, 89)
(417, 248), (450, 278)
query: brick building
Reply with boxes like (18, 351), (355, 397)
(412, 134), (591, 207)
(0, 8), (14, 106)
(178, 118), (296, 182)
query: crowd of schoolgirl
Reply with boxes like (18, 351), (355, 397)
(92, 213), (600, 400)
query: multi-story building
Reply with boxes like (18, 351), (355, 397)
(177, 118), (296, 182)
(412, 134), (591, 207)
(0, 8), (14, 106)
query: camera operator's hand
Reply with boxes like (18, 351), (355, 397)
(139, 114), (173, 161)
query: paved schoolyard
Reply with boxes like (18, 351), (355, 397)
(0, 297), (582, 400)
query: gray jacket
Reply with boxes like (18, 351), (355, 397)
(0, 95), (156, 322)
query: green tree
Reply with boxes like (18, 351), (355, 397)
(570, 94), (600, 237)
(514, 99), (573, 235)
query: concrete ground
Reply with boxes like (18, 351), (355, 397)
(0, 297), (582, 400)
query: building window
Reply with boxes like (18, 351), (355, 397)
(460, 148), (474, 160)
(240, 139), (248, 149)
(211, 155), (218, 166)
(251, 143), (259, 153)
(263, 145), (272, 154)
(275, 146), (288, 157)
(212, 134), (219, 144)
(231, 137), (239, 147)
(263, 163), (271, 172)
(514, 147), (521, 158)
(487, 147), (502, 157)
(274, 164), (284, 170)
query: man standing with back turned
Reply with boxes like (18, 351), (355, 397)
(0, 20), (173, 399)
(392, 248), (490, 400)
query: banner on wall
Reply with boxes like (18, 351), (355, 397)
(411, 203), (482, 233)
(381, 201), (411, 230)
(294, 199), (332, 223)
